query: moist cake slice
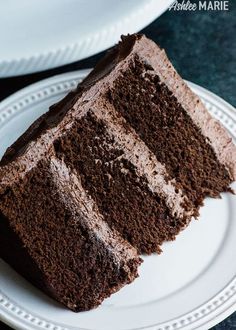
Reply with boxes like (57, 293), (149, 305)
(0, 34), (236, 311)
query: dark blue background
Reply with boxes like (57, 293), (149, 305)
(0, 1), (235, 329)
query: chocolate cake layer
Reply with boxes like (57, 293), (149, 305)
(0, 156), (141, 311)
(1, 33), (236, 312)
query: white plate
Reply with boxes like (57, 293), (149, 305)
(0, 0), (173, 77)
(0, 70), (236, 330)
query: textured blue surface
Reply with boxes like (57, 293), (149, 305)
(0, 1), (235, 329)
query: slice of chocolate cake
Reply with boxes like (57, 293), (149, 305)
(0, 34), (236, 311)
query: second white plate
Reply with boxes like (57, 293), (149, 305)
(0, 70), (236, 330)
(0, 0), (173, 77)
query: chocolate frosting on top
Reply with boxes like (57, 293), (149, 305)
(79, 34), (142, 91)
